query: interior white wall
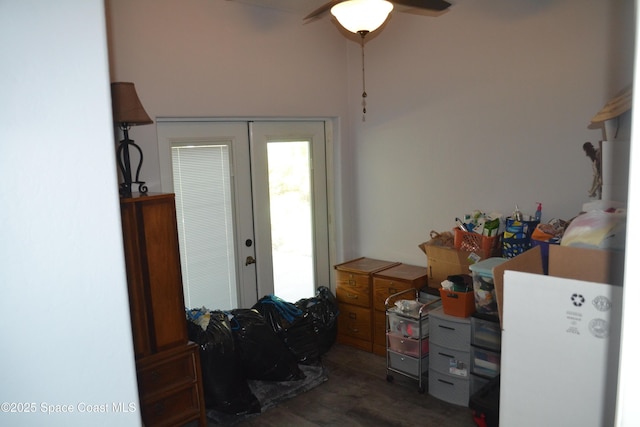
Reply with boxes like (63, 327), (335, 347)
(0, 1), (140, 426)
(349, 0), (635, 265)
(106, 0), (355, 260)
(107, 0), (634, 268)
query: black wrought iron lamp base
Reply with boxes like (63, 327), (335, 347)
(117, 127), (148, 197)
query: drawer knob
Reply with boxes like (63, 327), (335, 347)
(348, 279), (356, 286)
(346, 293), (358, 299)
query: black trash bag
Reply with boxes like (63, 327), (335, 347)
(186, 308), (260, 415)
(281, 311), (321, 365)
(253, 295), (321, 365)
(295, 286), (339, 356)
(252, 294), (302, 334)
(229, 308), (305, 381)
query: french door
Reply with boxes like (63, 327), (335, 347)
(157, 120), (330, 310)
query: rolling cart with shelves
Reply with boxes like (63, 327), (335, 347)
(384, 288), (441, 393)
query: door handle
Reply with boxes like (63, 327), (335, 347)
(245, 256), (256, 266)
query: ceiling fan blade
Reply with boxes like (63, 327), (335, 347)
(303, 0), (343, 21)
(392, 0), (451, 11)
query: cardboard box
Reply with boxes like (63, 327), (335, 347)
(419, 242), (478, 289)
(496, 245), (625, 427)
(492, 245), (625, 327)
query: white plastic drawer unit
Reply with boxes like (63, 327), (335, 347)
(388, 312), (429, 339)
(429, 369), (470, 406)
(430, 342), (470, 377)
(470, 315), (501, 351)
(429, 309), (470, 351)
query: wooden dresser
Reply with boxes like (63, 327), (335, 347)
(372, 264), (429, 356)
(120, 193), (206, 427)
(334, 257), (399, 352)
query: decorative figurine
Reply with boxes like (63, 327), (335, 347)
(583, 141), (602, 199)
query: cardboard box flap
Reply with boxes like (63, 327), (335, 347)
(493, 245), (624, 327)
(420, 242), (476, 289)
(424, 245), (471, 264)
(493, 246), (543, 327)
(548, 245), (624, 285)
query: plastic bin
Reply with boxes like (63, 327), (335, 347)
(471, 315), (501, 351)
(468, 258), (507, 316)
(502, 218), (540, 259)
(471, 346), (501, 377)
(454, 229), (500, 258)
(439, 288), (475, 318)
(387, 332), (429, 357)
(388, 312), (429, 339)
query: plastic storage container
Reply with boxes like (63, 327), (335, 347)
(468, 258), (507, 316)
(388, 312), (429, 339)
(454, 229), (500, 258)
(471, 346), (501, 377)
(471, 315), (502, 351)
(439, 288), (476, 317)
(387, 332), (429, 357)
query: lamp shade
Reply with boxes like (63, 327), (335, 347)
(110, 82), (153, 126)
(331, 0), (393, 34)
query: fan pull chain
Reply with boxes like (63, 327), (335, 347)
(360, 32), (367, 122)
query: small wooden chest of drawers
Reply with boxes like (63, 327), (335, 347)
(335, 257), (399, 352)
(137, 342), (206, 427)
(372, 264), (428, 356)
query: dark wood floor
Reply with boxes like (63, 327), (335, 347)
(230, 343), (478, 427)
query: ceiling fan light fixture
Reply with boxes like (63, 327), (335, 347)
(330, 0), (394, 34)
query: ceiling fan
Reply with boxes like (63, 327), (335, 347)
(304, 0), (452, 121)
(304, 0), (451, 27)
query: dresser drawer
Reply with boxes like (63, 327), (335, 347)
(137, 343), (205, 427)
(337, 302), (371, 341)
(336, 271), (371, 307)
(141, 383), (203, 427)
(372, 264), (427, 312)
(372, 278), (415, 312)
(137, 345), (198, 394)
(429, 342), (470, 377)
(429, 311), (470, 351)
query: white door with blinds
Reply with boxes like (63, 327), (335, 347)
(157, 120), (330, 310)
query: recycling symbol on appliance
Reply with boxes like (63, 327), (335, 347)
(571, 293), (585, 307)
